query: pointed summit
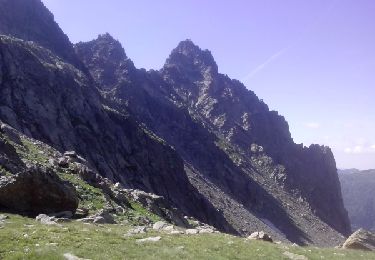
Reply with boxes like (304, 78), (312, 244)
(0, 0), (82, 67)
(75, 33), (135, 91)
(164, 39), (218, 74)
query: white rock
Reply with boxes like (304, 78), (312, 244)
(125, 226), (148, 236)
(36, 214), (58, 225)
(136, 236), (161, 243)
(163, 225), (175, 232)
(170, 230), (184, 235)
(63, 253), (91, 260)
(152, 221), (168, 230)
(0, 214), (8, 221)
(185, 229), (198, 235)
(198, 228), (214, 234)
(283, 251), (308, 260)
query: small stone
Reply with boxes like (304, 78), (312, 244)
(198, 228), (214, 234)
(58, 157), (70, 167)
(163, 225), (175, 232)
(283, 251), (308, 260)
(170, 230), (184, 235)
(152, 221), (168, 231)
(63, 253), (91, 260)
(92, 216), (106, 224)
(76, 217), (95, 223)
(36, 214), (58, 225)
(247, 231), (273, 242)
(136, 236), (161, 243)
(0, 214), (8, 221)
(126, 226), (148, 236)
(64, 151), (77, 158)
(185, 229), (198, 235)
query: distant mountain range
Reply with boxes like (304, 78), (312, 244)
(338, 169), (375, 232)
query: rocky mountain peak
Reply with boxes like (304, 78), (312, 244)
(93, 33), (128, 61)
(75, 33), (135, 91)
(0, 0), (82, 68)
(164, 39), (218, 75)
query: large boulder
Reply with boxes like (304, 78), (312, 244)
(0, 165), (78, 215)
(342, 229), (375, 251)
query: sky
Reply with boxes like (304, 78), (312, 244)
(41, 0), (375, 169)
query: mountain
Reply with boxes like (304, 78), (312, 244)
(0, 0), (350, 246)
(339, 169), (375, 232)
(338, 168), (361, 175)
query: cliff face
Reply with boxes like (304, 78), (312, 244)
(75, 35), (350, 245)
(160, 40), (350, 236)
(0, 0), (83, 68)
(0, 2), (222, 230)
(0, 0), (350, 246)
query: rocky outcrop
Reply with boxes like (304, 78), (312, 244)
(161, 40), (350, 236)
(342, 229), (375, 251)
(0, 0), (84, 68)
(339, 169), (375, 232)
(247, 231), (273, 243)
(0, 33), (222, 232)
(0, 166), (78, 215)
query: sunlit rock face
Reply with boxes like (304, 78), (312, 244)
(77, 35), (350, 245)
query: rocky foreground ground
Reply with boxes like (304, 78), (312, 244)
(1, 213), (375, 260)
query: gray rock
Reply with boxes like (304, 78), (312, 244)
(64, 151), (78, 158)
(153, 221), (169, 231)
(185, 229), (198, 235)
(0, 166), (78, 215)
(63, 253), (91, 260)
(76, 217), (95, 223)
(0, 214), (8, 221)
(50, 211), (73, 219)
(92, 216), (106, 224)
(247, 231), (273, 243)
(342, 229), (375, 251)
(94, 210), (116, 224)
(58, 157), (70, 168)
(126, 226), (148, 236)
(136, 236), (161, 243)
(36, 214), (58, 225)
(163, 225), (175, 232)
(283, 251), (308, 260)
(198, 228), (214, 234)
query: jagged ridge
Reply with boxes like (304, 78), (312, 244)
(0, 0), (350, 247)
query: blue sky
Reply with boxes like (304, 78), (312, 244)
(42, 0), (375, 169)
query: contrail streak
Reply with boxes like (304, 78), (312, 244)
(242, 0), (340, 83)
(242, 46), (290, 81)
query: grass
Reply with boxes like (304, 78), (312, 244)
(0, 165), (12, 177)
(17, 138), (50, 165)
(1, 214), (375, 260)
(58, 172), (107, 214)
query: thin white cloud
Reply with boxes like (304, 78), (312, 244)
(242, 46), (290, 81)
(305, 122), (321, 129)
(344, 145), (375, 154)
(242, 0), (341, 83)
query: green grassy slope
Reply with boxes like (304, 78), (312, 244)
(1, 214), (375, 260)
